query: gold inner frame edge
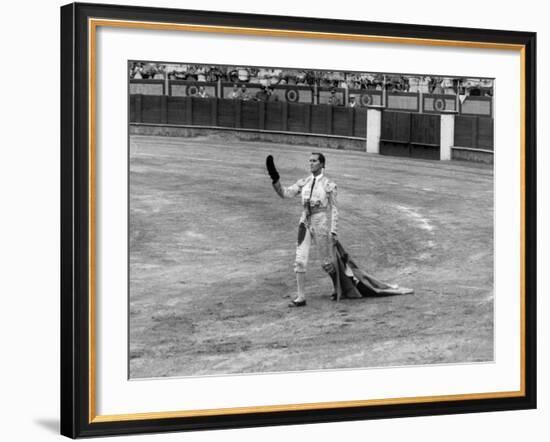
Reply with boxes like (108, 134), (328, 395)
(88, 17), (527, 423)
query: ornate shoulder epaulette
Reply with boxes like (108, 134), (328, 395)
(325, 180), (337, 193)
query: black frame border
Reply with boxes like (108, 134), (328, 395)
(61, 2), (537, 438)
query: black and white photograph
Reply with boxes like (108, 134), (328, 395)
(128, 61), (495, 379)
(2, 0), (544, 440)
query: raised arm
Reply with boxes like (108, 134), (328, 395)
(266, 155), (302, 199)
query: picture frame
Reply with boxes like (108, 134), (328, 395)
(60, 2), (537, 438)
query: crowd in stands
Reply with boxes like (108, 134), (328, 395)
(225, 84), (279, 102)
(129, 62), (493, 97)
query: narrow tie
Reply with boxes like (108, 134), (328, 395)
(306, 177), (316, 218)
(309, 177), (316, 199)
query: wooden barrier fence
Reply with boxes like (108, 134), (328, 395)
(130, 94), (368, 138)
(130, 93), (495, 161)
(454, 115), (494, 151)
(380, 111), (441, 160)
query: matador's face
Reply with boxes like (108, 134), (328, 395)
(309, 155), (323, 175)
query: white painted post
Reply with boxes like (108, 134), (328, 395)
(366, 105), (383, 154)
(440, 110), (456, 161)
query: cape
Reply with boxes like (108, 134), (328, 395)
(332, 241), (414, 300)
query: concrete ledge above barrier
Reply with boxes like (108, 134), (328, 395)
(130, 123), (367, 151)
(451, 146), (494, 164)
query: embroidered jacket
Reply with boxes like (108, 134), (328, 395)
(273, 173), (338, 234)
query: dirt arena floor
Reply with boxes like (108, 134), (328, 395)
(129, 134), (494, 378)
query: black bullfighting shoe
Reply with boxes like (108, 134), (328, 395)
(288, 299), (307, 307)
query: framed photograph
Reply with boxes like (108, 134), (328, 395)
(60, 2), (536, 438)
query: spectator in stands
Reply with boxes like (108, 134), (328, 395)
(428, 77), (438, 93)
(141, 63), (158, 79)
(254, 85), (270, 102)
(408, 76), (421, 93)
(153, 65), (166, 80)
(131, 62), (144, 79)
(129, 63), (140, 79)
(171, 64), (188, 80)
(269, 68), (282, 85)
(387, 76), (404, 92)
(249, 67), (260, 83)
(296, 71), (307, 86)
(184, 65), (196, 81)
(267, 86), (279, 102)
(258, 67), (270, 86)
(304, 71), (316, 86)
(196, 66), (207, 82)
(319, 75), (332, 88)
(363, 76), (376, 90)
(197, 86), (209, 98)
(207, 67), (222, 82)
(229, 84), (240, 99)
(431, 78), (444, 94)
(348, 96), (357, 108)
(441, 77), (454, 94)
(347, 74), (361, 90)
(419, 76), (431, 94)
(238, 67), (250, 82)
(163, 64), (174, 80)
(227, 68), (240, 84)
(285, 75), (297, 86)
(240, 84), (250, 100)
(328, 88), (340, 106)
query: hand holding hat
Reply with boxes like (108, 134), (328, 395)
(265, 155), (280, 184)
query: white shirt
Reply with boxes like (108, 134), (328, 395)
(275, 173), (338, 234)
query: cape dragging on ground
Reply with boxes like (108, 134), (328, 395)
(331, 241), (414, 299)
